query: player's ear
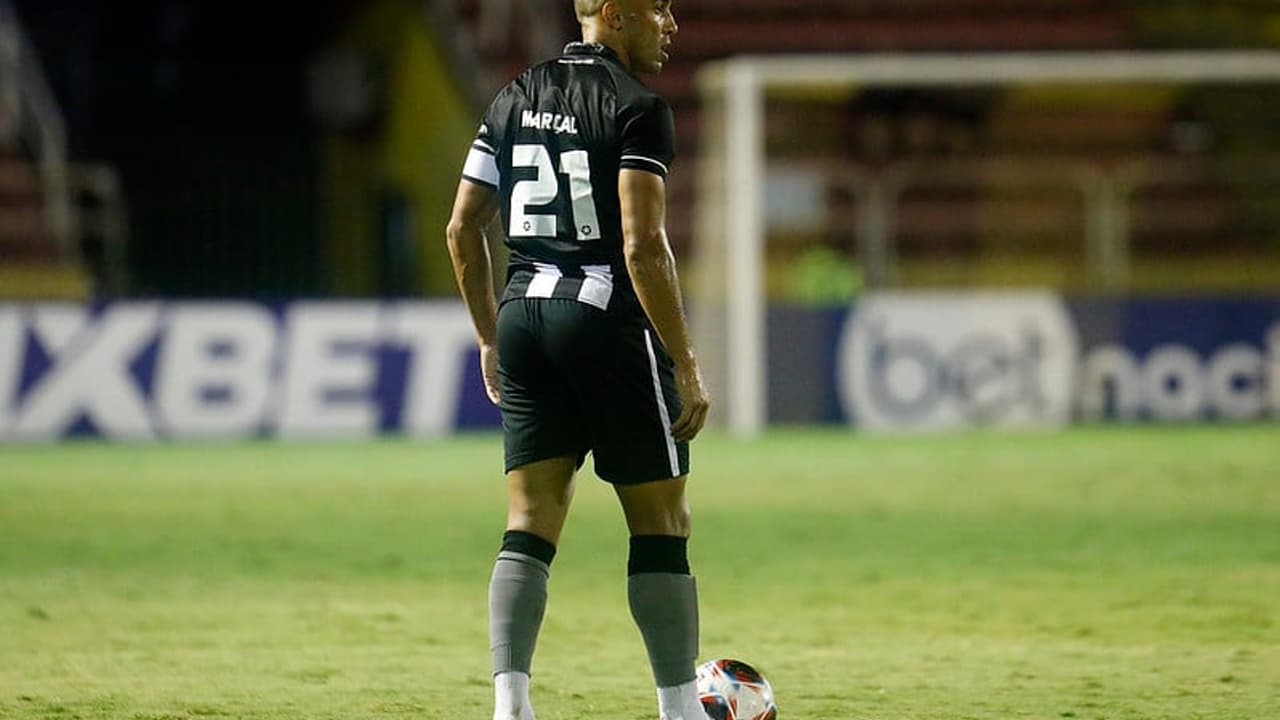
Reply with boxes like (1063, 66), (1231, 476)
(601, 0), (625, 31)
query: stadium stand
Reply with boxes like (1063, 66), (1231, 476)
(0, 149), (49, 261)
(343, 1), (1280, 292)
(437, 0), (1130, 271)
(0, 0), (91, 298)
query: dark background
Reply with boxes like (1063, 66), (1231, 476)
(15, 0), (354, 297)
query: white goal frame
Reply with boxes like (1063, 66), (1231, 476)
(693, 51), (1280, 438)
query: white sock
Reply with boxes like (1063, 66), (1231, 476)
(657, 679), (708, 720)
(494, 671), (535, 720)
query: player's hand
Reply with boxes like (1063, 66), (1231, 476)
(480, 342), (500, 405)
(671, 360), (709, 443)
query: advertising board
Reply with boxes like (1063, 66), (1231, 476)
(2, 296), (1276, 440)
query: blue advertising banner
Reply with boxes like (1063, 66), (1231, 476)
(0, 302), (500, 441)
(2, 296), (1277, 440)
(772, 294), (1280, 428)
(1070, 297), (1280, 423)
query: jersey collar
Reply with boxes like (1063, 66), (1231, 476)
(563, 42), (624, 67)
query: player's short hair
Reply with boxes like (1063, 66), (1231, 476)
(574, 0), (608, 20)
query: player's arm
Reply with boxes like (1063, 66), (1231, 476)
(446, 178), (501, 404)
(619, 168), (709, 442)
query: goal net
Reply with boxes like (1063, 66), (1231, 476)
(690, 51), (1280, 436)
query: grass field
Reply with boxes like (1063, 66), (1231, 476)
(2, 426), (1279, 720)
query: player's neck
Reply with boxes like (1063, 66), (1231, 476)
(579, 26), (632, 72)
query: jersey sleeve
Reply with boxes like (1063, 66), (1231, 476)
(619, 95), (675, 179)
(461, 103), (502, 190)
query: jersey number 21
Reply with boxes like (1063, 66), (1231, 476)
(510, 143), (600, 241)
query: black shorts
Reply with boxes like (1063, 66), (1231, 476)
(497, 297), (690, 485)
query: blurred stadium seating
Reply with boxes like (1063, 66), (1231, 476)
(0, 0), (87, 298)
(0, 148), (48, 261)
(1, 0), (1277, 298)
(440, 0), (1280, 293)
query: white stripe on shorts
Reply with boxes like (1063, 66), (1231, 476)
(525, 262), (562, 298)
(577, 265), (614, 310)
(644, 329), (680, 477)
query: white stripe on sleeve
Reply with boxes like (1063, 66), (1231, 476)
(463, 147), (500, 187)
(620, 154), (669, 175)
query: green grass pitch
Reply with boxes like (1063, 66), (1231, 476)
(2, 426), (1279, 720)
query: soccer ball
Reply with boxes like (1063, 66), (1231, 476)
(696, 658), (778, 720)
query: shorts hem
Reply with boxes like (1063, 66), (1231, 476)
(504, 448), (588, 474)
(595, 465), (690, 486)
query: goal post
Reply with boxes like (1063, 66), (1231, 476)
(692, 50), (1280, 438)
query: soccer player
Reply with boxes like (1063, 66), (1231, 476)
(444, 1), (711, 719)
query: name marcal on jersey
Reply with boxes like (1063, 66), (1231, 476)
(521, 110), (579, 135)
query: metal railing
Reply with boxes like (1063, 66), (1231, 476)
(842, 156), (1280, 292)
(0, 0), (73, 259)
(72, 164), (129, 296)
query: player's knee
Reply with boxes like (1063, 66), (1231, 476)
(628, 502), (691, 537)
(618, 475), (692, 536)
(506, 488), (574, 541)
(667, 504), (693, 536)
(506, 500), (569, 540)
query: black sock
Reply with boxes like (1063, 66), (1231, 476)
(628, 534), (689, 576)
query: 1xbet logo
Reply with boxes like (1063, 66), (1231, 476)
(0, 302), (480, 440)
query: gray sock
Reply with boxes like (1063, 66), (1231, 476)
(628, 572), (700, 687)
(489, 551), (549, 675)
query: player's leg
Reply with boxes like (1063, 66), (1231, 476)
(491, 299), (588, 720)
(578, 314), (704, 720)
(490, 456), (577, 720)
(615, 477), (708, 720)
(543, 303), (704, 718)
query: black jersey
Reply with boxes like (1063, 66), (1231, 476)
(460, 42), (676, 313)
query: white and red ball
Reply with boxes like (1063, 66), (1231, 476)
(696, 658), (778, 720)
